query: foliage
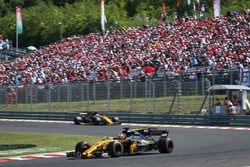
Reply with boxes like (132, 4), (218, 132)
(0, 0), (249, 47)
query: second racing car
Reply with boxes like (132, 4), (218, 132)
(74, 112), (121, 125)
(66, 127), (174, 158)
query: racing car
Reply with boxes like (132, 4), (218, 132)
(66, 127), (174, 158)
(74, 112), (121, 125)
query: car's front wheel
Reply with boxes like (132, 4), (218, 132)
(75, 141), (91, 157)
(112, 117), (120, 122)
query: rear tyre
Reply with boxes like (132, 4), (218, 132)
(158, 138), (174, 153)
(74, 116), (82, 125)
(107, 141), (123, 157)
(92, 116), (102, 125)
(75, 141), (91, 157)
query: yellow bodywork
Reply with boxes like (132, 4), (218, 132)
(101, 116), (114, 125)
(82, 138), (113, 158)
(129, 142), (137, 154)
(76, 128), (165, 158)
(80, 137), (144, 157)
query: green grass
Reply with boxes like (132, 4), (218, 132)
(0, 95), (207, 113)
(1, 95), (249, 114)
(0, 132), (103, 157)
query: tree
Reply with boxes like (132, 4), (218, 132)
(0, 0), (249, 47)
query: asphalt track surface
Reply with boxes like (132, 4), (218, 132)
(1, 121), (250, 167)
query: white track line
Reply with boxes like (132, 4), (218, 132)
(0, 118), (72, 124)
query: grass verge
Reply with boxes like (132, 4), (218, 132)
(0, 95), (208, 114)
(0, 131), (103, 157)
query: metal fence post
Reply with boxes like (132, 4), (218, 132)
(177, 76), (182, 114)
(67, 83), (71, 112)
(202, 72), (204, 95)
(195, 76), (198, 95)
(134, 81), (137, 98)
(57, 84), (60, 102)
(230, 70), (233, 85)
(48, 85), (51, 112)
(25, 86), (28, 104)
(212, 71), (215, 85)
(93, 81), (96, 102)
(87, 82), (90, 111)
(164, 75), (167, 97)
(35, 85), (38, 104)
(120, 79), (123, 99)
(152, 81), (156, 113)
(15, 86), (18, 112)
(130, 82), (133, 115)
(107, 81), (111, 113)
(81, 81), (84, 101)
(30, 85), (33, 112)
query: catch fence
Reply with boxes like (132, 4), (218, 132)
(0, 69), (249, 114)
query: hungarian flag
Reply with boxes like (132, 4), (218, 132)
(100, 0), (106, 32)
(177, 0), (181, 6)
(16, 6), (23, 34)
(159, 3), (167, 24)
(193, 2), (197, 19)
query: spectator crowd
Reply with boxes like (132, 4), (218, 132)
(0, 11), (249, 86)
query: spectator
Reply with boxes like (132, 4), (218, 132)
(233, 95), (239, 106)
(215, 98), (221, 106)
(0, 12), (249, 86)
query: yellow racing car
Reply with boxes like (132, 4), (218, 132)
(74, 112), (121, 125)
(66, 127), (173, 158)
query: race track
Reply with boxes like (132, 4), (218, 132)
(0, 120), (250, 167)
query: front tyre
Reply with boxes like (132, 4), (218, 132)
(75, 141), (91, 157)
(112, 117), (120, 123)
(158, 138), (174, 153)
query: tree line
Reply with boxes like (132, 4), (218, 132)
(0, 0), (249, 47)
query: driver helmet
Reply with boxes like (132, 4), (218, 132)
(118, 133), (126, 140)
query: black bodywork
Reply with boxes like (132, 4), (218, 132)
(74, 112), (121, 125)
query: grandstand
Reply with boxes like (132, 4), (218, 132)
(0, 11), (249, 86)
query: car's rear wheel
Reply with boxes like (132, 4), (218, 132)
(75, 141), (91, 157)
(92, 116), (102, 125)
(107, 141), (123, 157)
(74, 116), (82, 125)
(158, 138), (174, 153)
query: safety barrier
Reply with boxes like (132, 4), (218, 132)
(0, 111), (250, 126)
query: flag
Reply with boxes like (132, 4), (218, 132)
(193, 3), (197, 19)
(16, 6), (23, 34)
(213, 0), (221, 17)
(177, 0), (181, 6)
(200, 4), (205, 17)
(159, 3), (167, 24)
(162, 3), (166, 13)
(100, 0), (106, 33)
